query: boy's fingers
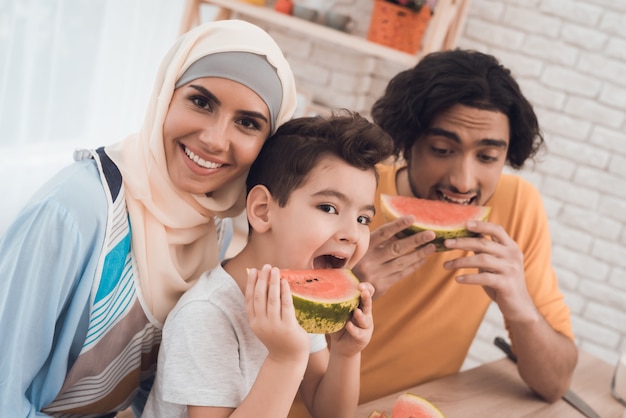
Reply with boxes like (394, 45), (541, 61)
(254, 265), (272, 315)
(280, 278), (295, 320)
(266, 267), (281, 317)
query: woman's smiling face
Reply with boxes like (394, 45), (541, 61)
(163, 77), (271, 195)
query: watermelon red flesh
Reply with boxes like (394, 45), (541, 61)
(380, 194), (491, 251)
(279, 269), (360, 334)
(391, 393), (445, 418)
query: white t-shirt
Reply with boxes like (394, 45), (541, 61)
(143, 263), (327, 418)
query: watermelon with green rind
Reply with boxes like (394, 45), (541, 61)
(280, 268), (360, 334)
(380, 194), (491, 252)
(391, 392), (445, 418)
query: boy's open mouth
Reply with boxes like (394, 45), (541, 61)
(313, 254), (347, 269)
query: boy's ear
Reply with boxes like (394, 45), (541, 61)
(246, 185), (272, 233)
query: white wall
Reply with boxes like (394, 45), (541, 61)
(0, 0), (184, 231)
(1, 0), (625, 370)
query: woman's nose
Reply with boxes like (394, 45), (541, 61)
(198, 120), (230, 152)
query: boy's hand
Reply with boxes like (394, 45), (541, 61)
(246, 265), (310, 362)
(328, 282), (375, 356)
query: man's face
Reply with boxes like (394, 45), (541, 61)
(406, 104), (510, 206)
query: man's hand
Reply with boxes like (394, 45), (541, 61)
(443, 220), (578, 401)
(352, 215), (436, 298)
(442, 220), (536, 322)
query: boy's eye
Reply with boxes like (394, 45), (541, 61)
(357, 215), (371, 226)
(319, 204), (337, 214)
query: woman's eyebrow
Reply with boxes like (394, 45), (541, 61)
(189, 84), (220, 105)
(239, 109), (269, 124)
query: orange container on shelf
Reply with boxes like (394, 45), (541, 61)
(367, 1), (431, 54)
(274, 0), (293, 14)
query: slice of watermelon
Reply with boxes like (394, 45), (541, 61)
(380, 194), (491, 252)
(391, 392), (445, 418)
(280, 268), (360, 334)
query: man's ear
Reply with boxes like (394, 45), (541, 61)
(246, 185), (272, 233)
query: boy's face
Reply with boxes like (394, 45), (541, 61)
(406, 104), (510, 206)
(267, 155), (377, 270)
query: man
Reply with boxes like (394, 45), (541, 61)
(351, 49), (577, 405)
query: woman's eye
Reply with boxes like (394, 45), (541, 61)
(357, 215), (371, 226)
(237, 117), (261, 131)
(192, 96), (212, 111)
(319, 204), (337, 214)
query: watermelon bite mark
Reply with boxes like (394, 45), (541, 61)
(380, 194), (491, 252)
(280, 268), (360, 334)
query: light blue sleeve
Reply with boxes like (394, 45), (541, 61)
(0, 161), (107, 417)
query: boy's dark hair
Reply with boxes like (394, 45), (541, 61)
(371, 49), (544, 169)
(246, 110), (394, 207)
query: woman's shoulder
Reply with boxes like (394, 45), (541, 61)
(17, 158), (110, 239)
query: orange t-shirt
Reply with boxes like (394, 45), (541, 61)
(289, 163), (574, 417)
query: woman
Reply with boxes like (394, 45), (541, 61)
(0, 19), (297, 417)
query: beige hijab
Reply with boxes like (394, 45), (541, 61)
(105, 20), (297, 323)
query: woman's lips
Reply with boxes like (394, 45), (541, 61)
(184, 145), (224, 169)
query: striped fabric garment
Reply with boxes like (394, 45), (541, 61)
(43, 149), (161, 417)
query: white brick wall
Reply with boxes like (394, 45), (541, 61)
(460, 0), (626, 368)
(262, 0), (626, 368)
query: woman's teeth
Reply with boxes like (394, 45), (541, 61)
(184, 146), (223, 169)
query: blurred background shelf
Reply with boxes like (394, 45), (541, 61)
(180, 0), (470, 68)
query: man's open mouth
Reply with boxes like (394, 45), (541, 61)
(437, 190), (475, 205)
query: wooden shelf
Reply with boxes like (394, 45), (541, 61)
(181, 0), (470, 68)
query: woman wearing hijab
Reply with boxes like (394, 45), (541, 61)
(0, 19), (297, 417)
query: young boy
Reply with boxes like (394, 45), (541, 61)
(143, 111), (394, 418)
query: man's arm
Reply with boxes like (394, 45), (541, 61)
(444, 220), (577, 401)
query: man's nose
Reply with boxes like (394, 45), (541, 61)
(449, 158), (476, 194)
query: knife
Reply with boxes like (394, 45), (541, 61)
(493, 337), (602, 418)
